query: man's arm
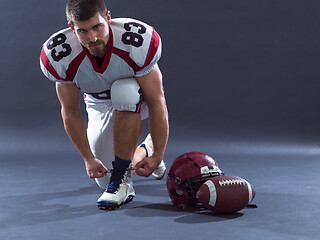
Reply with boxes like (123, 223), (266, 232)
(55, 82), (108, 178)
(135, 64), (169, 177)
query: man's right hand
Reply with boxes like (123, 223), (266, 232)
(85, 158), (108, 178)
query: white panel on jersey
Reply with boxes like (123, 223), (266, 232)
(42, 28), (83, 81)
(111, 18), (154, 67)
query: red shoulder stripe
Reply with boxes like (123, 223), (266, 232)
(65, 51), (86, 81)
(143, 28), (160, 68)
(112, 28), (160, 74)
(112, 47), (142, 74)
(40, 45), (65, 81)
(41, 44), (86, 82)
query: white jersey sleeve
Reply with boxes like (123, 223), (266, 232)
(111, 18), (162, 77)
(40, 28), (83, 84)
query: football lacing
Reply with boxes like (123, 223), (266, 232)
(218, 179), (246, 186)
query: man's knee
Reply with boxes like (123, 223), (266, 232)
(111, 78), (143, 113)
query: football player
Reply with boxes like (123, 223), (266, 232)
(40, 0), (169, 210)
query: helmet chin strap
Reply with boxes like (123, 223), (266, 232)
(168, 170), (225, 202)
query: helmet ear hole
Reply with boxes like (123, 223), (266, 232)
(166, 152), (220, 208)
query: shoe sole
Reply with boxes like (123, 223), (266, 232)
(153, 173), (166, 180)
(97, 195), (134, 210)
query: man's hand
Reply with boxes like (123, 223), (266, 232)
(85, 158), (108, 178)
(134, 156), (162, 177)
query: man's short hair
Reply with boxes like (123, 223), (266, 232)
(66, 0), (107, 27)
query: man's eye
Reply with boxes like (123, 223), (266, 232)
(79, 29), (87, 33)
(94, 24), (101, 29)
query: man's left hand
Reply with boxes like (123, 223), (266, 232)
(134, 156), (161, 177)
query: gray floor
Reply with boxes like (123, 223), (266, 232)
(1, 126), (319, 240)
(1, 0), (319, 239)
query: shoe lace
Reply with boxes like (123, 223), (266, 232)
(106, 169), (127, 193)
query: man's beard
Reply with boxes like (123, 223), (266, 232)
(88, 40), (107, 57)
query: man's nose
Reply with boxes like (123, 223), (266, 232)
(88, 30), (97, 42)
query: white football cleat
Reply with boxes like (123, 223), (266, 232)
(97, 165), (135, 210)
(152, 160), (166, 180)
(140, 134), (166, 180)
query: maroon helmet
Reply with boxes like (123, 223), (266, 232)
(166, 152), (223, 209)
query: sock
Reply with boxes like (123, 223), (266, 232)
(113, 156), (131, 171)
(107, 156), (131, 193)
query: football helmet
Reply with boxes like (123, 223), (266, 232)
(166, 152), (223, 209)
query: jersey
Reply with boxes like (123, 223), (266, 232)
(40, 18), (162, 101)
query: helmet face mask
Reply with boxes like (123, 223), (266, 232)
(166, 152), (223, 209)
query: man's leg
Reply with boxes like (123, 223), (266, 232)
(113, 111), (141, 161)
(96, 78), (166, 210)
(132, 146), (147, 167)
(133, 134), (167, 180)
(97, 78), (142, 210)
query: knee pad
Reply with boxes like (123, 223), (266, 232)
(111, 78), (143, 113)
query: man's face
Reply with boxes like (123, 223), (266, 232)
(72, 12), (111, 57)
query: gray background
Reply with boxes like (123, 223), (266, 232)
(0, 1), (320, 240)
(1, 0), (319, 141)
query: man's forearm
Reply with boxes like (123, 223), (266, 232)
(147, 99), (169, 161)
(62, 110), (95, 163)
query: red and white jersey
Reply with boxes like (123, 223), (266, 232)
(40, 18), (161, 96)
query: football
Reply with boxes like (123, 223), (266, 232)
(196, 175), (255, 214)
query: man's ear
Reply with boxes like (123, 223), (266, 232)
(106, 11), (111, 24)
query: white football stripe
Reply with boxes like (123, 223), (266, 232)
(204, 180), (217, 207)
(245, 180), (253, 204)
